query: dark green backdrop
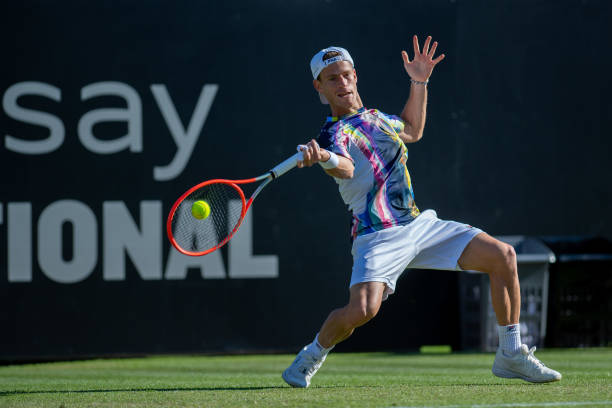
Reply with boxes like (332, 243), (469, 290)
(1, 0), (610, 360)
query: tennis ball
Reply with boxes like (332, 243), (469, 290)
(191, 200), (211, 220)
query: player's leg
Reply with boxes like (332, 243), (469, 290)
(282, 281), (385, 388)
(458, 232), (561, 383)
(317, 281), (386, 348)
(457, 232), (520, 326)
(283, 224), (417, 388)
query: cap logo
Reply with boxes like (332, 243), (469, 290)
(323, 56), (345, 66)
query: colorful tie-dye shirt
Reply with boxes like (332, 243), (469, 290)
(317, 107), (420, 239)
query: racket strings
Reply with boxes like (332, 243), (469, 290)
(171, 183), (245, 253)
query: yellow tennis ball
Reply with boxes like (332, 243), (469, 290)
(191, 200), (211, 220)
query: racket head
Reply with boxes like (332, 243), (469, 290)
(167, 179), (248, 256)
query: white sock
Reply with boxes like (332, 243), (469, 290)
(497, 324), (521, 355)
(311, 333), (334, 358)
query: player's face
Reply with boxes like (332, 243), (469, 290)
(314, 61), (361, 114)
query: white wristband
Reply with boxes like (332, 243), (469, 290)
(319, 150), (339, 169)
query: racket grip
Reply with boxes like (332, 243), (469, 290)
(270, 151), (304, 178)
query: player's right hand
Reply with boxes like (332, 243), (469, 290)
(297, 139), (329, 168)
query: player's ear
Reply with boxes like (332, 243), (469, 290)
(313, 79), (321, 92)
(354, 69), (357, 83)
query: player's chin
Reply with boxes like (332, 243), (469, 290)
(334, 95), (356, 108)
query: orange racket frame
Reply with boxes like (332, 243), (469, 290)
(167, 151), (302, 256)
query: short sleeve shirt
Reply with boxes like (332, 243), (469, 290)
(317, 107), (420, 239)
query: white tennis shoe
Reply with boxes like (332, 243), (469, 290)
(282, 345), (327, 388)
(492, 344), (562, 383)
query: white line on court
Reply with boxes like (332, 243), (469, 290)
(391, 401), (612, 408)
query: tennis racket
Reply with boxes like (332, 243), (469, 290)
(167, 150), (304, 256)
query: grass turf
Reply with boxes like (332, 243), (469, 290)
(0, 349), (610, 407)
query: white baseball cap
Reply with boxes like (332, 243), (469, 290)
(310, 46), (355, 104)
(310, 46), (354, 79)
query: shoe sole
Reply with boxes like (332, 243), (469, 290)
(492, 367), (561, 383)
(282, 370), (308, 388)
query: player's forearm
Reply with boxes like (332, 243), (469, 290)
(322, 151), (354, 179)
(399, 82), (428, 143)
(298, 142), (354, 178)
(324, 162), (353, 179)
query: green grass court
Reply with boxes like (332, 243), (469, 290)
(1, 349), (610, 407)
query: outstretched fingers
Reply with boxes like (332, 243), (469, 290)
(404, 34), (445, 79)
(422, 36), (432, 56)
(412, 35), (420, 55)
(428, 41), (438, 58)
(433, 53), (446, 65)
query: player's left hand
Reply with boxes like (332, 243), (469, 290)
(402, 35), (445, 82)
(297, 139), (329, 168)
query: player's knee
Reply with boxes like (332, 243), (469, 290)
(363, 302), (380, 321)
(490, 242), (517, 278)
(346, 301), (379, 326)
(354, 302), (380, 325)
(501, 243), (517, 270)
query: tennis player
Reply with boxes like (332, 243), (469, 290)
(282, 36), (561, 387)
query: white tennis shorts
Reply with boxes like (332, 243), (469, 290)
(350, 209), (483, 300)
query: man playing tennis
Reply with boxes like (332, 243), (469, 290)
(282, 35), (561, 387)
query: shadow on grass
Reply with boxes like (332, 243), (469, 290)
(1, 384), (379, 396)
(0, 386), (286, 395)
